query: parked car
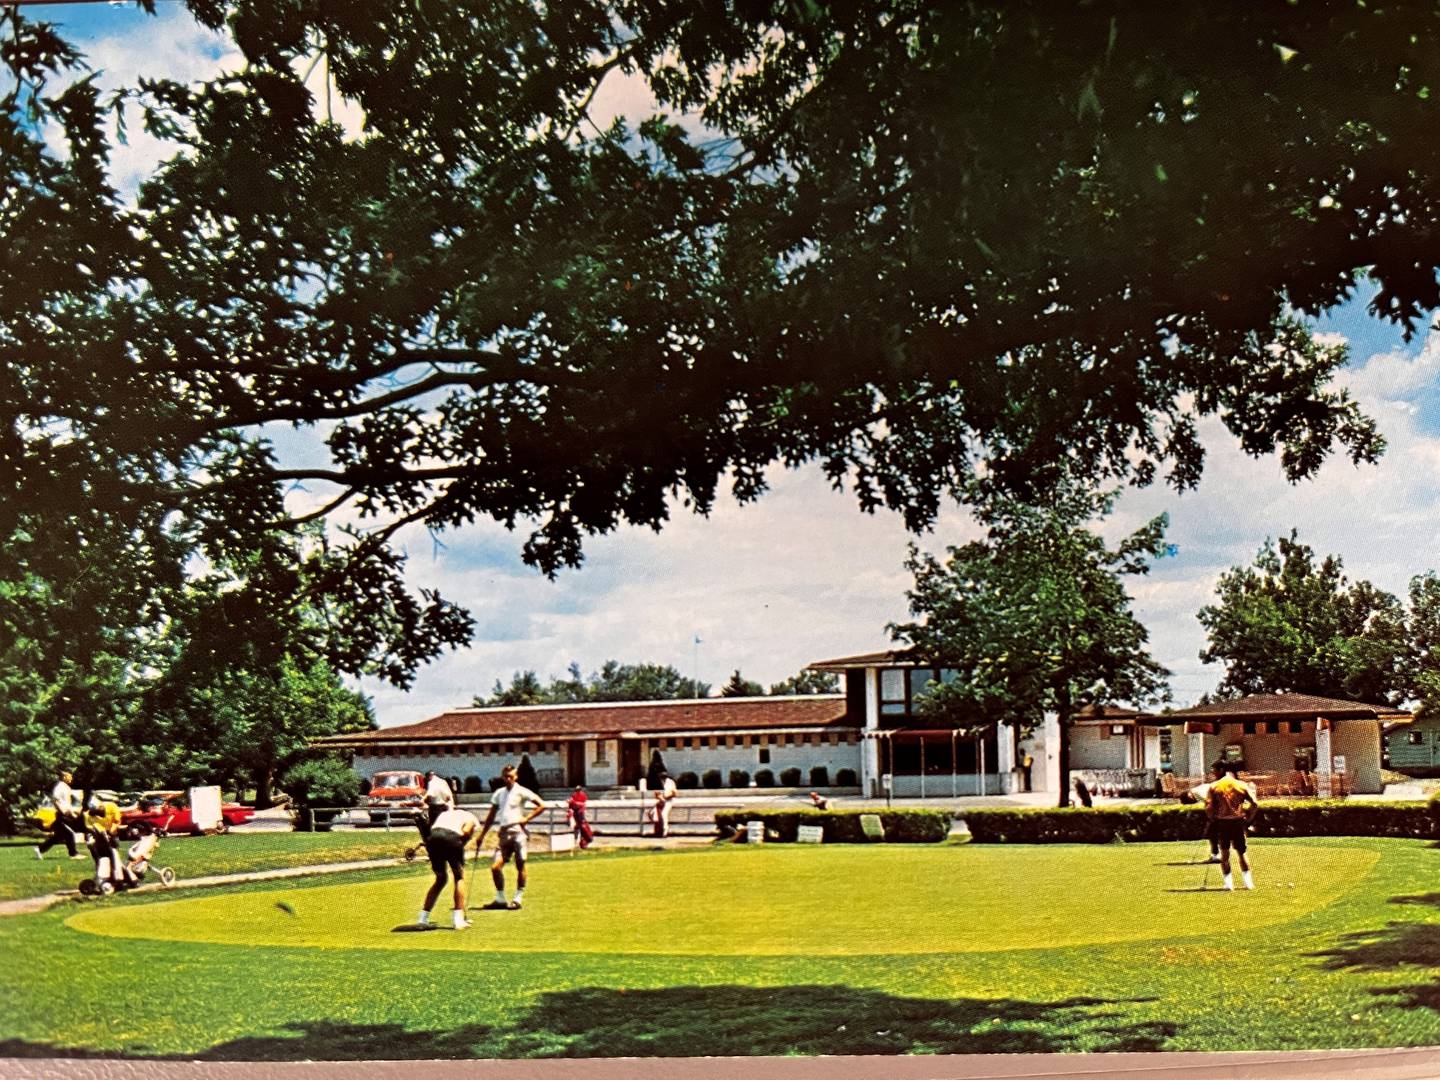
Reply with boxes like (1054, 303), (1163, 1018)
(30, 788), (139, 830)
(120, 791), (255, 838)
(365, 770), (425, 823)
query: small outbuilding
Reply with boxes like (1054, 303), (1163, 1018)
(1153, 692), (1408, 796)
(1385, 711), (1438, 775)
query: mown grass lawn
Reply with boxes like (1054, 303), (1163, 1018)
(0, 830), (418, 902)
(1, 837), (1436, 1059)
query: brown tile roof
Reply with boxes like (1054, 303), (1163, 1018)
(1153, 693), (1409, 723)
(1072, 704), (1143, 722)
(316, 695), (852, 745)
(808, 648), (919, 670)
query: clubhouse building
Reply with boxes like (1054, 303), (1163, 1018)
(317, 650), (1402, 798)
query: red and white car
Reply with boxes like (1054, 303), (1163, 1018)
(120, 791), (256, 838)
(365, 770), (425, 823)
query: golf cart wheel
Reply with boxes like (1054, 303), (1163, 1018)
(99, 881), (115, 897)
(404, 847), (417, 862)
(158, 866), (176, 887)
(123, 822), (152, 841)
(78, 879), (97, 896)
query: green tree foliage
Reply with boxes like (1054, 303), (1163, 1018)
(721, 669), (765, 697)
(1197, 532), (1409, 706)
(1406, 573), (1440, 721)
(891, 487), (1172, 806)
(480, 670), (548, 707)
(473, 661), (708, 706)
(5, 1), (1407, 669)
(769, 670), (840, 695)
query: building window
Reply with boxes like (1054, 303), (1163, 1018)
(1243, 721), (1256, 735)
(1410, 731), (1426, 745)
(880, 669), (907, 715)
(1288, 721), (1302, 734)
(758, 748), (771, 764)
(1265, 722), (1279, 735)
(594, 742), (608, 765)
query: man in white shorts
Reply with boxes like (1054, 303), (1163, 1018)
(417, 806), (480, 930)
(477, 764), (547, 910)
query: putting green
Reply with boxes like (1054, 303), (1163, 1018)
(65, 842), (1378, 956)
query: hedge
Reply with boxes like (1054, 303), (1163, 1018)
(677, 772), (700, 790)
(780, 767), (803, 786)
(714, 807), (951, 843)
(754, 769), (775, 787)
(702, 770), (722, 789)
(809, 766), (830, 787)
(835, 768), (858, 787)
(728, 769), (751, 788)
(962, 801), (1439, 844)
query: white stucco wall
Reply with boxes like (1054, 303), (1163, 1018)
(1069, 726), (1132, 770)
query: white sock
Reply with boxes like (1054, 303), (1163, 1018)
(452, 909), (466, 927)
(1223, 874), (1234, 891)
(514, 888), (525, 901)
(494, 890), (506, 904)
(417, 910), (430, 925)
(1242, 870), (1254, 889)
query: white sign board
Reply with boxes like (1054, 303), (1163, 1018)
(1332, 755), (1346, 774)
(859, 814), (885, 841)
(549, 831), (575, 854)
(881, 773), (893, 790)
(744, 820), (765, 844)
(189, 786), (222, 832)
(796, 824), (824, 844)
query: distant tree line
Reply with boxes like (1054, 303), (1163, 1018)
(474, 662), (837, 707)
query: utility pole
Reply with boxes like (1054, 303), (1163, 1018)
(692, 634), (703, 697)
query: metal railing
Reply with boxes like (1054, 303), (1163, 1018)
(296, 797), (745, 838)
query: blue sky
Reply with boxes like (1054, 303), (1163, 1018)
(38, 3), (1440, 726)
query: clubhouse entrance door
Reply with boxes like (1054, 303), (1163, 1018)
(619, 740), (643, 786)
(567, 741), (586, 787)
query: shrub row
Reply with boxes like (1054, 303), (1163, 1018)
(962, 800), (1440, 844)
(713, 807), (951, 843)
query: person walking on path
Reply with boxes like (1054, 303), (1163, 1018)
(477, 764), (548, 910)
(1205, 760), (1260, 891)
(35, 769), (84, 860)
(84, 794), (134, 891)
(566, 786), (593, 849)
(417, 806), (480, 930)
(1019, 752), (1034, 793)
(657, 771), (678, 837)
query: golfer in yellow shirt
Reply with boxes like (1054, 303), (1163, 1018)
(1205, 761), (1260, 891)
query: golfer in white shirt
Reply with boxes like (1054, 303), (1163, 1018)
(477, 764), (547, 910)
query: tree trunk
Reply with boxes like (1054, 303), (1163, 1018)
(1056, 709), (1072, 808)
(255, 766), (274, 809)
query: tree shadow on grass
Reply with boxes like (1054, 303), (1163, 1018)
(0, 986), (1180, 1060)
(1309, 912), (1440, 1019)
(1390, 892), (1440, 908)
(499, 985), (1179, 1058)
(1310, 920), (1440, 973)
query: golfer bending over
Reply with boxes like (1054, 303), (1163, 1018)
(417, 806), (480, 930)
(478, 764), (548, 910)
(1205, 761), (1259, 891)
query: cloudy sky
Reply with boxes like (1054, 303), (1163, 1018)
(42, 4), (1440, 727)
